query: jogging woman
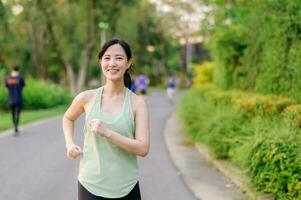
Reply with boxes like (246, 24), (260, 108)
(62, 39), (150, 200)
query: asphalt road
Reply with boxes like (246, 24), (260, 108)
(0, 91), (195, 200)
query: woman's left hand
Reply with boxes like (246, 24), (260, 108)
(90, 119), (112, 138)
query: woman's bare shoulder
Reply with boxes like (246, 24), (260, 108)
(130, 92), (147, 109)
(75, 88), (99, 104)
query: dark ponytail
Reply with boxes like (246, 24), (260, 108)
(98, 39), (133, 90)
(124, 69), (131, 89)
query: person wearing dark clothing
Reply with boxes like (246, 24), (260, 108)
(130, 78), (137, 93)
(166, 75), (177, 103)
(5, 65), (25, 134)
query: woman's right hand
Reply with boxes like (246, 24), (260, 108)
(66, 144), (82, 160)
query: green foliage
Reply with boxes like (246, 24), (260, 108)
(114, 0), (177, 81)
(210, 24), (248, 89)
(248, 126), (301, 199)
(178, 85), (301, 199)
(178, 89), (250, 159)
(192, 62), (214, 87)
(0, 80), (6, 109)
(0, 0), (177, 91)
(282, 104), (301, 129)
(253, 0), (301, 100)
(0, 79), (71, 110)
(178, 90), (206, 141)
(194, 84), (295, 117)
(206, 1), (249, 89)
(206, 0), (301, 102)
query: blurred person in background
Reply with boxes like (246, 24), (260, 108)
(130, 75), (137, 93)
(166, 74), (177, 104)
(5, 64), (26, 136)
(137, 74), (149, 96)
(62, 39), (150, 200)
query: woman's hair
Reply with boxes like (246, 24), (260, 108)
(98, 39), (132, 89)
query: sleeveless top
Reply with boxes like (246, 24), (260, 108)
(78, 87), (138, 198)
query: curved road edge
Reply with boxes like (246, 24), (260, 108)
(164, 112), (248, 200)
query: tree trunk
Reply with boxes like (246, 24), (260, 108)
(162, 40), (169, 73)
(77, 0), (97, 91)
(180, 44), (187, 73)
(39, 28), (47, 79)
(77, 39), (94, 91)
(41, 3), (77, 95)
(28, 7), (48, 79)
(28, 13), (40, 78)
(65, 62), (77, 96)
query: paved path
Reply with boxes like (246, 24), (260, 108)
(0, 91), (195, 200)
(164, 114), (247, 200)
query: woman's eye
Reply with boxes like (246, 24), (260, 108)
(116, 57), (123, 60)
(103, 57), (110, 60)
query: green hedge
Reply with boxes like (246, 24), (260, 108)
(0, 78), (71, 110)
(207, 0), (301, 102)
(178, 87), (301, 199)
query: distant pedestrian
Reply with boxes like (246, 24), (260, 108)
(62, 39), (150, 200)
(130, 77), (137, 93)
(5, 64), (25, 135)
(137, 74), (149, 95)
(166, 75), (177, 103)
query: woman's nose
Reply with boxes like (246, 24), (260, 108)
(108, 59), (116, 67)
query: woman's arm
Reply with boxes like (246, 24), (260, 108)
(62, 92), (86, 159)
(90, 96), (150, 157)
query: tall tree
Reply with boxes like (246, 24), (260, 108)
(37, 0), (138, 95)
(115, 0), (171, 84)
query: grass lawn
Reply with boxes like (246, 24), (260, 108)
(0, 105), (68, 132)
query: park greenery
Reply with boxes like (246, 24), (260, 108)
(179, 1), (301, 199)
(0, 0), (203, 132)
(0, 0), (192, 96)
(0, 78), (71, 110)
(203, 0), (301, 101)
(0, 0), (201, 129)
(1, 0), (301, 198)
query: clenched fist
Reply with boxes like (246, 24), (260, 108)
(67, 144), (82, 160)
(90, 119), (112, 138)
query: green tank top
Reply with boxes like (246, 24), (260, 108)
(78, 87), (138, 198)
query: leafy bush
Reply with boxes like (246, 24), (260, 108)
(178, 90), (206, 142)
(194, 84), (294, 117)
(282, 104), (301, 128)
(192, 62), (214, 87)
(207, 0), (301, 102)
(178, 86), (301, 199)
(178, 89), (250, 159)
(248, 125), (301, 199)
(0, 78), (71, 110)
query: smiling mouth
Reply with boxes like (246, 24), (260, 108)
(107, 69), (119, 73)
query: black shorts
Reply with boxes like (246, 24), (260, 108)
(78, 181), (141, 200)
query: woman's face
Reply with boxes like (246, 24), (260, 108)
(100, 44), (131, 82)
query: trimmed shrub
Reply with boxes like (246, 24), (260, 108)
(248, 126), (301, 199)
(178, 85), (301, 199)
(282, 104), (301, 128)
(0, 78), (71, 110)
(207, 0), (301, 102)
(192, 62), (214, 87)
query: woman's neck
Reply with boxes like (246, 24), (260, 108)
(103, 81), (125, 96)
